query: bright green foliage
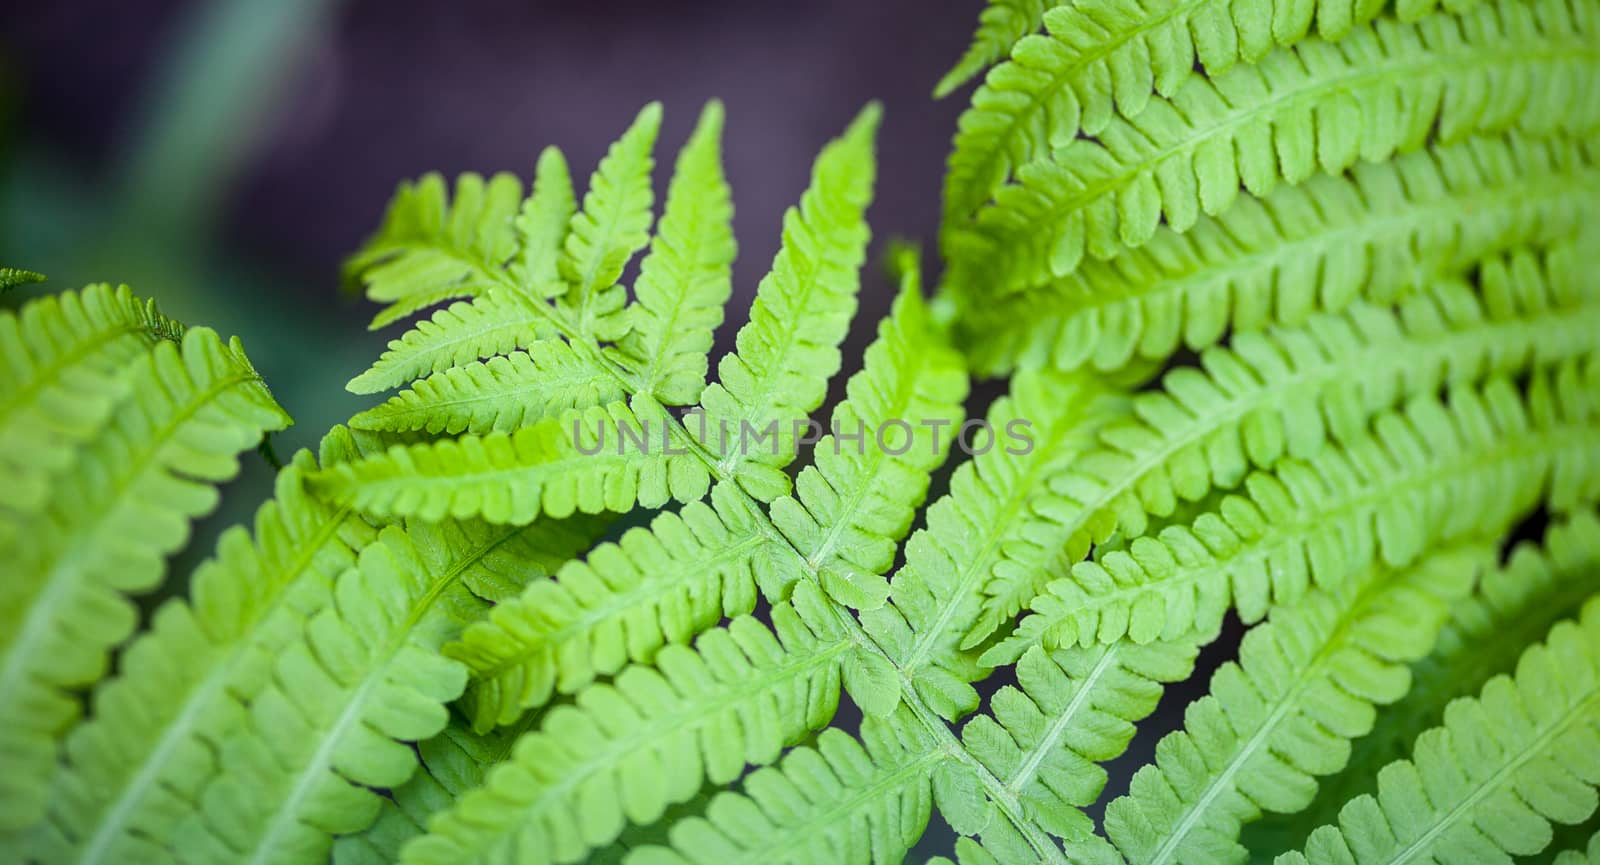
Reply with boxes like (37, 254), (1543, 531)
(959, 136), (1599, 377)
(446, 484), (773, 729)
(7, 0), (1600, 860)
(0, 284), (183, 520)
(935, 0), (1054, 98)
(1103, 544), (1488, 865)
(943, 0), (1600, 295)
(350, 339), (626, 435)
(23, 434), (376, 865)
(346, 171), (526, 329)
(1278, 594), (1600, 865)
(1247, 512), (1600, 856)
(962, 637), (1202, 840)
(557, 103), (661, 338)
(317, 399), (711, 523)
(403, 582), (856, 865)
(625, 709), (944, 865)
(608, 102), (737, 405)
(0, 323), (287, 833)
(696, 106), (881, 499)
(994, 362), (1600, 659)
(942, 0), (1499, 220)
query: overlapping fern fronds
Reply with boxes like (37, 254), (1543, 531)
(3, 0), (1599, 859)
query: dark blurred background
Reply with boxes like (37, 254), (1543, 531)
(0, 0), (972, 448)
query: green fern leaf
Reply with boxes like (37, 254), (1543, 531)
(934, 0), (1052, 98)
(959, 134), (1599, 377)
(20, 433), (376, 865)
(0, 284), (183, 520)
(991, 363), (1600, 660)
(350, 339), (625, 435)
(558, 102), (662, 338)
(513, 146), (578, 295)
(1104, 544), (1489, 865)
(0, 327), (287, 832)
(624, 709), (943, 865)
(961, 637), (1203, 840)
(1277, 593), (1600, 865)
(448, 268), (963, 729)
(962, 245), (1597, 650)
(345, 292), (559, 395)
(609, 100), (737, 405)
(767, 273), (969, 612)
(945, 0), (1600, 295)
(348, 172), (525, 329)
(315, 398), (710, 524)
(861, 368), (1128, 719)
(447, 484), (773, 729)
(941, 0), (1498, 221)
(402, 582), (855, 865)
(1254, 511), (1600, 855)
(0, 266), (45, 293)
(697, 104), (881, 500)
(168, 513), (594, 865)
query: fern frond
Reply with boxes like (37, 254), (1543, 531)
(449, 272), (963, 729)
(940, 0), (1502, 219)
(0, 327), (287, 832)
(1256, 511), (1600, 854)
(1103, 544), (1489, 865)
(350, 339), (625, 435)
(346, 292), (559, 394)
(767, 275), (969, 612)
(315, 398), (710, 524)
(1277, 593), (1600, 865)
(624, 709), (942, 865)
(0, 266), (45, 293)
(347, 172), (525, 328)
(697, 104), (881, 500)
(513, 146), (578, 294)
(447, 484), (773, 729)
(558, 102), (662, 338)
(609, 101), (737, 405)
(169, 513), (594, 865)
(22, 433), (376, 865)
(403, 582), (856, 865)
(961, 246), (1595, 649)
(945, 0), (1600, 295)
(959, 134), (1599, 376)
(990, 362), (1600, 660)
(960, 637), (1202, 841)
(0, 283), (182, 519)
(935, 0), (1052, 98)
(861, 368), (1127, 719)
